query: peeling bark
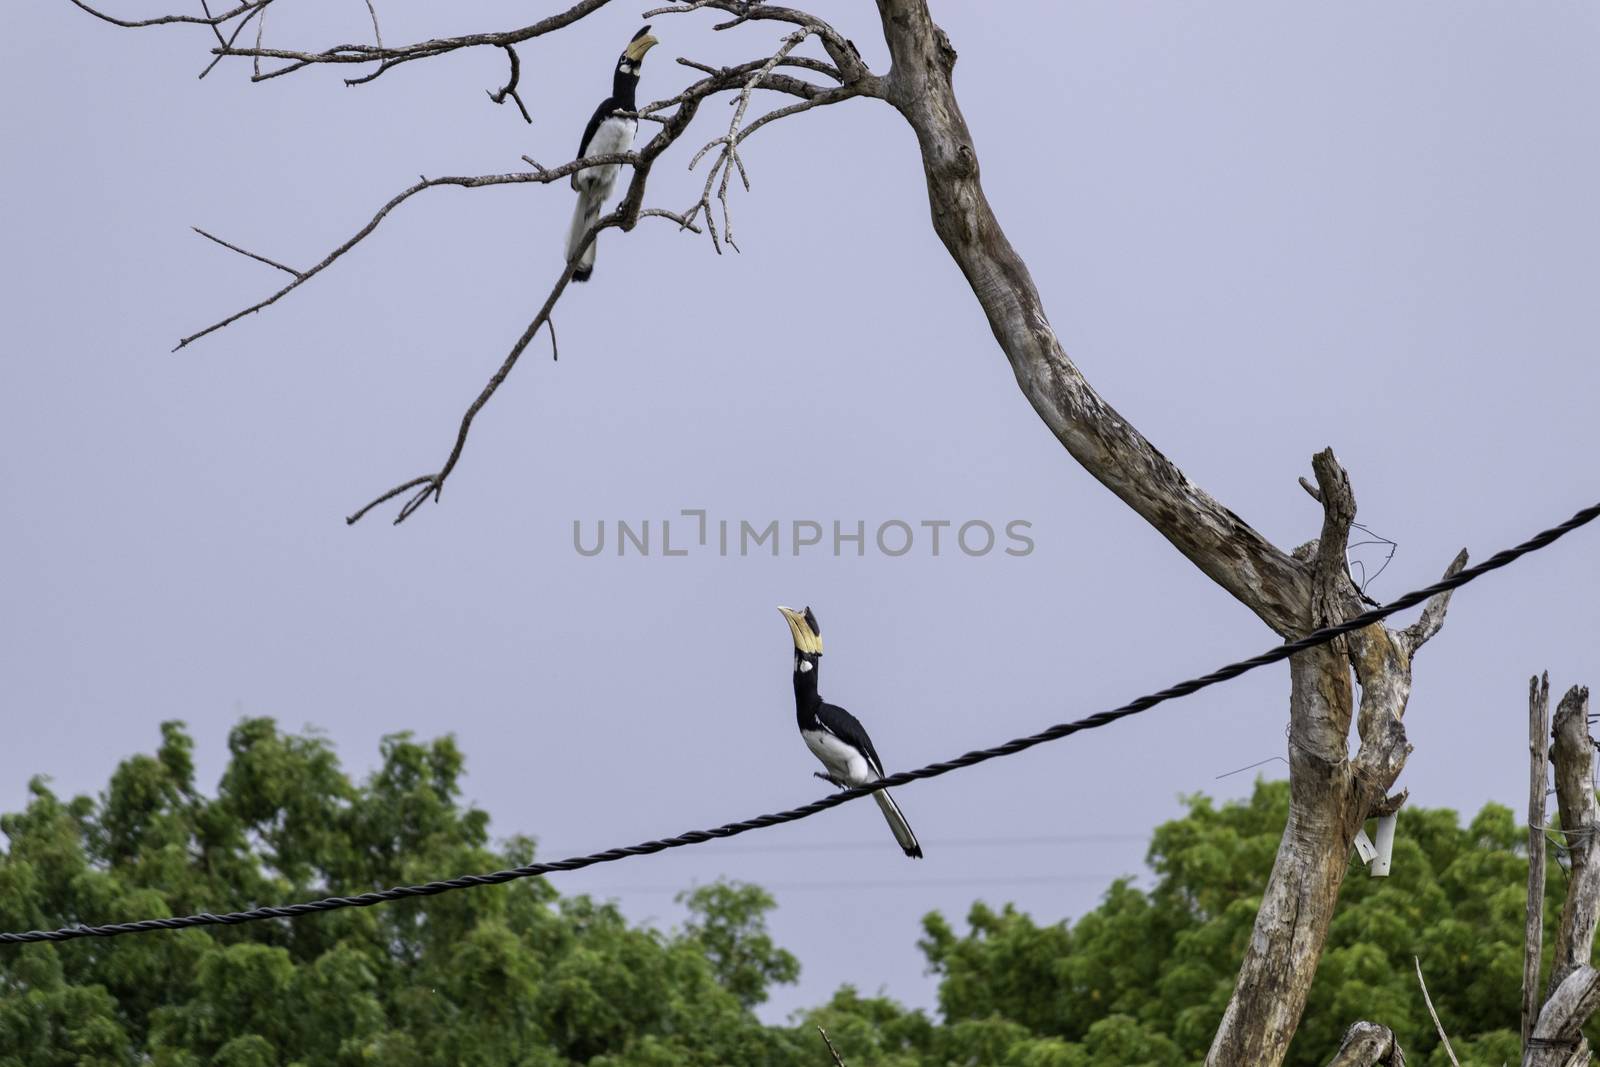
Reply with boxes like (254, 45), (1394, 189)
(1326, 1021), (1406, 1066)
(1526, 684), (1598, 1067)
(1208, 459), (1462, 1067)
(1549, 686), (1598, 990)
(1523, 674), (1551, 1048)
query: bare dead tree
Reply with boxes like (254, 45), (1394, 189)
(61, 2), (1495, 1063)
(1524, 683), (1599, 1067)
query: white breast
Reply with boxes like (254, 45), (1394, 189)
(802, 728), (872, 786)
(576, 116), (637, 197)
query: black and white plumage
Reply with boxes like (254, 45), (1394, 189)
(778, 606), (923, 859)
(566, 25), (658, 282)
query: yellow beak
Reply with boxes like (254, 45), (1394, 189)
(777, 606), (823, 656)
(624, 33), (659, 63)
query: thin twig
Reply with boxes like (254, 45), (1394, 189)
(644, 0), (868, 82)
(173, 52), (837, 353)
(347, 65), (751, 524)
(191, 226), (303, 277)
(638, 207), (703, 234)
(343, 476), (433, 526)
(643, 0), (716, 16)
(1399, 548), (1470, 654)
(817, 1026), (848, 1067)
(1414, 956), (1461, 1067)
(208, 0), (618, 85)
(67, 0), (265, 28)
(350, 264), (571, 525)
(345, 53), (840, 522)
(198, 0), (265, 79)
(360, 0), (383, 48)
(77, 7), (856, 518)
(197, 0), (228, 47)
(252, 0), (266, 79)
(487, 44), (533, 124)
(682, 30), (810, 251)
(172, 155), (639, 351)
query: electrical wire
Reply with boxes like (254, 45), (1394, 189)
(4, 497), (1597, 945)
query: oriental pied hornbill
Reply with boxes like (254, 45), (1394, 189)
(566, 25), (659, 282)
(778, 606), (923, 859)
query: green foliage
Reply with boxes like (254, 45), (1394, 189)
(0, 722), (805, 1067)
(0, 724), (1578, 1066)
(678, 882), (800, 1008)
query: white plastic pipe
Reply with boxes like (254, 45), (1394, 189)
(1370, 813), (1398, 877)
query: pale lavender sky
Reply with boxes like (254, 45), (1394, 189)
(3, 0), (1598, 1021)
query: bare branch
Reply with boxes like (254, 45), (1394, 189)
(204, 0), (619, 85)
(346, 62), (748, 524)
(191, 226), (302, 278)
(653, 0), (875, 84)
(172, 155), (639, 352)
(252, 0), (266, 79)
(816, 1026), (848, 1067)
(1397, 547), (1470, 655)
(196, 0), (229, 48)
(1412, 957), (1460, 1067)
(643, 59), (839, 117)
(65, 0), (267, 29)
(197, 0), (268, 79)
(486, 45), (533, 124)
(681, 30), (809, 251)
(359, 0), (382, 49)
(343, 476), (433, 526)
(638, 207), (704, 234)
(643, 0), (716, 15)
(140, 41), (851, 520)
(173, 50), (857, 356)
(1325, 1022), (1405, 1067)
(737, 85), (857, 142)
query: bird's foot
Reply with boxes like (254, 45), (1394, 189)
(813, 771), (845, 789)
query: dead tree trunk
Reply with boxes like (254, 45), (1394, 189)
(1524, 674), (1552, 1048)
(1525, 683), (1599, 1067)
(871, 8), (1466, 1063)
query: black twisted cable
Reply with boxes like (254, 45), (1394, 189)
(5, 499), (1598, 945)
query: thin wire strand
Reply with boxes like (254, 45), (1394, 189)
(579, 873), (1125, 895)
(4, 498), (1598, 945)
(540, 831), (1149, 855)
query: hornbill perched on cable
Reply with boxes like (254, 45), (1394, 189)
(566, 25), (659, 282)
(778, 606), (923, 858)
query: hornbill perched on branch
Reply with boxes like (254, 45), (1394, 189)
(566, 25), (659, 282)
(778, 606), (923, 858)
